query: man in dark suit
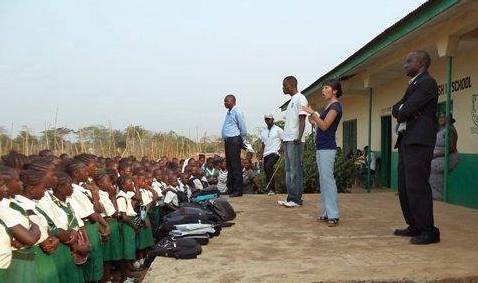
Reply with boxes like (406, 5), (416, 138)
(392, 50), (440, 245)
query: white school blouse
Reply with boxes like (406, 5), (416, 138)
(98, 190), (116, 217)
(13, 195), (49, 243)
(68, 184), (95, 226)
(116, 191), (137, 217)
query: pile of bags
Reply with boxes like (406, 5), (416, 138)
(145, 189), (236, 263)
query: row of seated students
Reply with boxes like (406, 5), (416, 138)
(0, 150), (223, 283)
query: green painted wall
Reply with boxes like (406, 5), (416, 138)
(391, 152), (399, 191)
(447, 153), (478, 209)
(387, 152), (478, 209)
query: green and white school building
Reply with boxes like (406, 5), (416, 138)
(292, 0), (478, 208)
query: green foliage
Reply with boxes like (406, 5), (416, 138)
(257, 132), (355, 194)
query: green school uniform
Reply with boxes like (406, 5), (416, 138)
(50, 243), (84, 283)
(0, 220), (10, 283)
(147, 205), (161, 231)
(102, 218), (122, 261)
(7, 247), (37, 283)
(82, 222), (104, 282)
(39, 196), (84, 283)
(136, 216), (155, 250)
(120, 221), (136, 260)
(8, 201), (60, 283)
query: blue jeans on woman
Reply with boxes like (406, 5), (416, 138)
(316, 149), (339, 219)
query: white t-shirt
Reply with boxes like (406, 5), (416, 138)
(0, 222), (11, 269)
(13, 195), (49, 244)
(261, 125), (284, 157)
(68, 184), (95, 226)
(283, 93), (309, 142)
(38, 192), (74, 231)
(116, 191), (136, 217)
(98, 190), (116, 217)
(164, 186), (179, 207)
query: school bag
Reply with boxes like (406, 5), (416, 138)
(191, 188), (221, 203)
(147, 236), (202, 260)
(204, 198), (236, 222)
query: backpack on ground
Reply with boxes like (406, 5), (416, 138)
(205, 198), (236, 222)
(147, 236), (202, 260)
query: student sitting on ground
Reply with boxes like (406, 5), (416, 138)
(242, 159), (259, 194)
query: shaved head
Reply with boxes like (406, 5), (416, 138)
(225, 94), (236, 103)
(412, 50), (431, 69)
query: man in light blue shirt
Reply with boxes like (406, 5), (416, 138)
(222, 94), (247, 197)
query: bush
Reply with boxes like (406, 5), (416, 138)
(257, 133), (354, 194)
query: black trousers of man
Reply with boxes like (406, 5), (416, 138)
(225, 136), (243, 195)
(263, 153), (280, 192)
(398, 143), (438, 234)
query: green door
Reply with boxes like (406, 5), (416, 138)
(343, 119), (357, 157)
(380, 116), (392, 187)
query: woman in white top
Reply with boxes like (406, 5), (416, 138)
(16, 169), (61, 283)
(0, 165), (41, 283)
(38, 171), (85, 283)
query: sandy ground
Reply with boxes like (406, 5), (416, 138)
(143, 192), (478, 282)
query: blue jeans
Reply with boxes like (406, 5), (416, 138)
(316, 149), (339, 219)
(284, 142), (304, 203)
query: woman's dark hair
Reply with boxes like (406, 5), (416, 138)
(1, 151), (29, 170)
(55, 171), (72, 188)
(65, 160), (87, 176)
(0, 165), (17, 183)
(20, 169), (47, 188)
(26, 157), (55, 172)
(117, 175), (132, 189)
(94, 169), (111, 183)
(323, 79), (343, 98)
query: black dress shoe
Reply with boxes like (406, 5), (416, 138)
(393, 226), (420, 237)
(410, 231), (440, 245)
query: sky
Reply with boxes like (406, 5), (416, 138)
(0, 0), (427, 140)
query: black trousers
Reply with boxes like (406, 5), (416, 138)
(398, 143), (438, 233)
(263, 153), (280, 192)
(225, 136), (243, 195)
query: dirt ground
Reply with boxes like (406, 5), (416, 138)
(143, 192), (478, 282)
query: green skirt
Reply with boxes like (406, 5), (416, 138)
(50, 243), (84, 283)
(102, 219), (123, 262)
(136, 219), (155, 250)
(0, 268), (7, 283)
(148, 206), (161, 231)
(121, 222), (136, 260)
(33, 245), (60, 283)
(82, 223), (104, 282)
(6, 247), (37, 283)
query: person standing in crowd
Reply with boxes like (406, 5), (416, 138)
(430, 112), (459, 200)
(278, 76), (308, 208)
(258, 114), (283, 195)
(303, 79), (343, 227)
(222, 94), (247, 197)
(392, 50), (440, 245)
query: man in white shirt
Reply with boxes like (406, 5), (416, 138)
(259, 114), (283, 195)
(279, 76), (308, 207)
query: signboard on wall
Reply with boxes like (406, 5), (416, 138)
(438, 76), (472, 96)
(472, 94), (478, 135)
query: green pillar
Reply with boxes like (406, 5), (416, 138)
(444, 56), (453, 202)
(367, 87), (373, 193)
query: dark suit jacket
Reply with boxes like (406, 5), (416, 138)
(392, 72), (438, 148)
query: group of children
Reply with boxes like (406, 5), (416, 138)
(0, 150), (228, 283)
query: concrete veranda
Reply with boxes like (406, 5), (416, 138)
(144, 192), (478, 282)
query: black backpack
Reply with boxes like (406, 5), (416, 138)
(146, 237), (202, 262)
(205, 198), (236, 222)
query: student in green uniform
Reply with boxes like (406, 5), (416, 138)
(94, 171), (123, 283)
(37, 171), (85, 283)
(66, 160), (110, 282)
(17, 169), (61, 283)
(117, 175), (139, 283)
(0, 165), (42, 283)
(134, 173), (155, 269)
